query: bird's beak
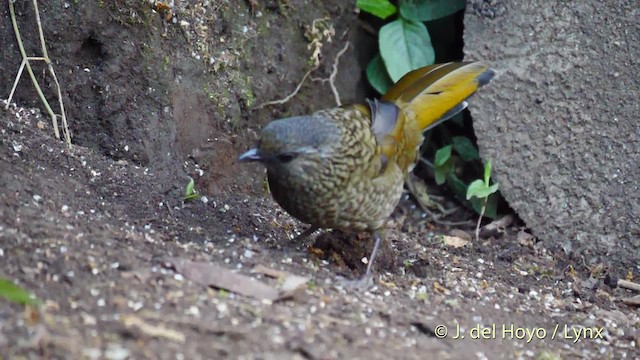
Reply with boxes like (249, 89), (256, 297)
(238, 148), (262, 162)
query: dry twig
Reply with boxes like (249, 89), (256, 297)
(256, 65), (319, 109)
(257, 23), (350, 109)
(312, 41), (350, 106)
(6, 0), (71, 147)
(618, 279), (640, 292)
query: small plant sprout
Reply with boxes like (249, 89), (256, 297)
(183, 178), (200, 202)
(433, 144), (453, 185)
(466, 160), (500, 241)
(0, 278), (40, 306)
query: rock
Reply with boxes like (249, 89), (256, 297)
(463, 0), (640, 268)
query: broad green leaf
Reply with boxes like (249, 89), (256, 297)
(434, 145), (453, 185)
(379, 19), (435, 82)
(434, 145), (452, 167)
(486, 183), (500, 194)
(445, 172), (468, 201)
(366, 54), (394, 94)
(0, 278), (39, 305)
(356, 0), (397, 19)
(483, 159), (493, 184)
(399, 0), (466, 22)
(466, 179), (487, 200)
(434, 162), (450, 185)
(452, 136), (479, 161)
(468, 182), (500, 200)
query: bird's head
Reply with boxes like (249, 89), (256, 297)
(238, 115), (341, 177)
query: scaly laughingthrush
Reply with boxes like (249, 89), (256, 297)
(240, 62), (495, 280)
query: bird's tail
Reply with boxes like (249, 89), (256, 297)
(369, 62), (494, 174)
(383, 62), (495, 132)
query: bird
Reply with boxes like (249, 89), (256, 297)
(239, 62), (495, 282)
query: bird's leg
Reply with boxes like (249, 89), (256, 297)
(338, 229), (384, 290)
(365, 229), (384, 277)
(293, 226), (319, 242)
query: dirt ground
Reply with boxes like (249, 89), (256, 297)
(1, 1), (639, 359)
(2, 103), (639, 359)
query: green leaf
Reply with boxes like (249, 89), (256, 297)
(470, 193), (499, 219)
(185, 178), (195, 197)
(0, 278), (39, 305)
(447, 174), (499, 219)
(356, 0), (397, 19)
(469, 182), (500, 200)
(486, 183), (500, 194)
(184, 194), (200, 201)
(484, 195), (499, 219)
(399, 0), (466, 22)
(434, 163), (449, 185)
(183, 178), (200, 202)
(452, 136), (479, 161)
(466, 179), (486, 200)
(445, 172), (468, 201)
(379, 19), (435, 82)
(434, 145), (452, 167)
(483, 159), (493, 185)
(434, 145), (453, 185)
(366, 54), (394, 94)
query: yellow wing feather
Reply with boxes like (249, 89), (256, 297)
(378, 62), (495, 173)
(384, 62), (495, 131)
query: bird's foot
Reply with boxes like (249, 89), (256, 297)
(337, 273), (375, 291)
(335, 229), (383, 291)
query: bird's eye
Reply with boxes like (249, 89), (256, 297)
(276, 152), (297, 163)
